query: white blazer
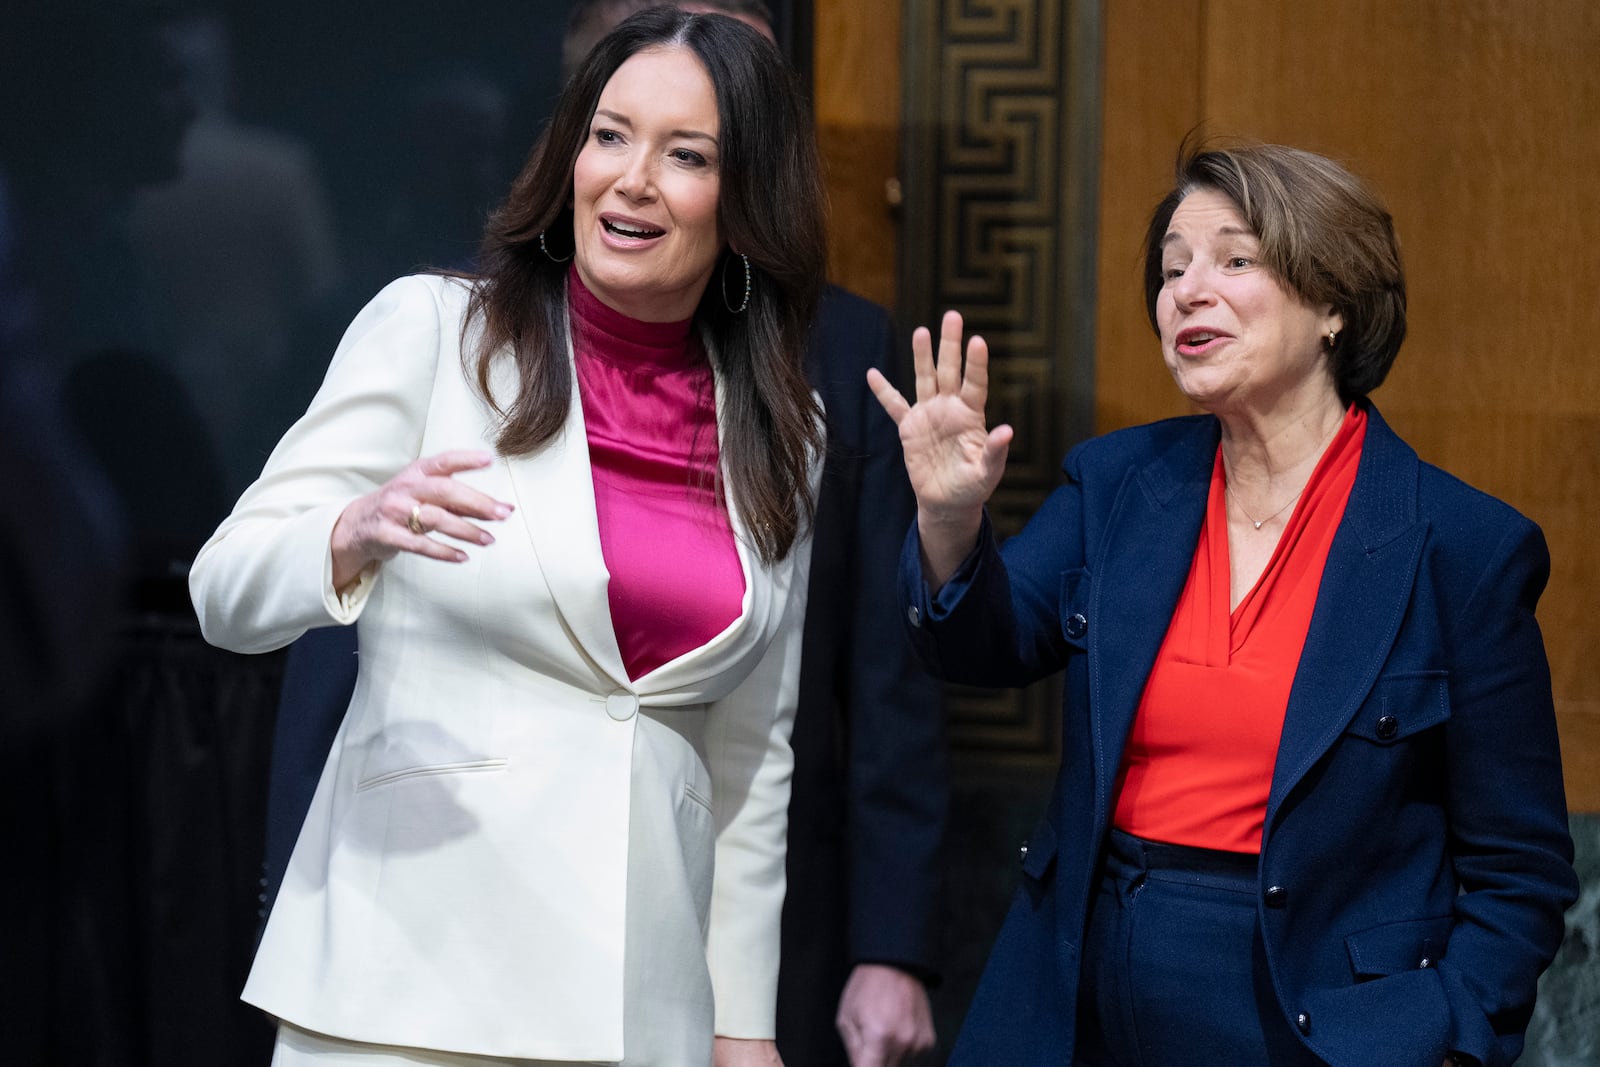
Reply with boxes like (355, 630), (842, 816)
(189, 275), (814, 1061)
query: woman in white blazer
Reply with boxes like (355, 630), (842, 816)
(189, 12), (826, 1067)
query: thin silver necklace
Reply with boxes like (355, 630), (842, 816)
(1226, 483), (1303, 530)
(1223, 410), (1343, 530)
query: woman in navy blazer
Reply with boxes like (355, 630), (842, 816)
(869, 142), (1576, 1066)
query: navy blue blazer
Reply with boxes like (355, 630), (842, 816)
(263, 285), (946, 1066)
(902, 402), (1576, 1067)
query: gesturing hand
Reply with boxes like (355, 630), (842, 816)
(866, 310), (1012, 586)
(329, 449), (513, 591)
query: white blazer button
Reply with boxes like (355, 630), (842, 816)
(606, 692), (640, 721)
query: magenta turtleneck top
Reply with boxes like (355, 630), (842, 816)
(568, 269), (745, 680)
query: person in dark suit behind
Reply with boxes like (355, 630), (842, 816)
(263, 9), (946, 1067)
(869, 140), (1576, 1066)
(784, 284), (947, 1067)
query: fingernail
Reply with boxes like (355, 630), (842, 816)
(495, 503), (513, 518)
(480, 531), (495, 545)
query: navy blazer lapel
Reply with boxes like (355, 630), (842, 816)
(1267, 404), (1429, 816)
(1088, 419), (1214, 819)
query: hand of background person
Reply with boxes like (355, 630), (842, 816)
(835, 963), (937, 1067)
(866, 309), (1012, 586)
(329, 449), (511, 590)
(713, 1036), (784, 1067)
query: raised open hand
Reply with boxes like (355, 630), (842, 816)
(328, 449), (513, 591)
(867, 310), (1012, 584)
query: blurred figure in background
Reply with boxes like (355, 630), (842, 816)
(0, 5), (190, 1059)
(364, 71), (511, 278)
(128, 8), (344, 499)
(0, 160), (127, 1067)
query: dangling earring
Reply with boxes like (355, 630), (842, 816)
(539, 231), (573, 263)
(722, 252), (751, 314)
(1325, 328), (1338, 350)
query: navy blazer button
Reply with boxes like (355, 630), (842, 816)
(1018, 841), (1030, 867)
(1296, 1012), (1311, 1035)
(1264, 885), (1287, 908)
(1065, 612), (1088, 639)
(907, 605), (921, 627)
(1376, 714), (1399, 740)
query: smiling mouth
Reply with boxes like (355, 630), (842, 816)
(603, 219), (665, 239)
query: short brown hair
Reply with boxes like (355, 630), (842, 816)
(1142, 139), (1407, 402)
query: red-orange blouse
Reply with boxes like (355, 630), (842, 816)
(1111, 404), (1368, 853)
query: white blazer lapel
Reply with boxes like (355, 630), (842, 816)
(492, 337), (632, 689)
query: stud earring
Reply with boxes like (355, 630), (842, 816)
(722, 252), (751, 314)
(1326, 329), (1338, 349)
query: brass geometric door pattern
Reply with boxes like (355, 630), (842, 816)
(897, 0), (1103, 770)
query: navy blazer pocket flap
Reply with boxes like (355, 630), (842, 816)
(1345, 670), (1450, 744)
(1058, 568), (1090, 650)
(1344, 914), (1453, 978)
(1020, 817), (1058, 881)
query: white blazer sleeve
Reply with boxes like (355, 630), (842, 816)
(188, 275), (448, 653)
(703, 526), (813, 1039)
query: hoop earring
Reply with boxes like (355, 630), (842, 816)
(722, 252), (751, 314)
(539, 231), (573, 263)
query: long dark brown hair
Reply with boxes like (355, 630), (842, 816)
(465, 7), (826, 563)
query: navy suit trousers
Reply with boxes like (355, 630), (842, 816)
(1075, 832), (1325, 1067)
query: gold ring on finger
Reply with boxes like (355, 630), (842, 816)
(408, 503), (427, 535)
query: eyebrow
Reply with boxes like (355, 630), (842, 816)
(593, 108), (718, 146)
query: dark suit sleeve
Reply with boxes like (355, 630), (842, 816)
(1434, 517), (1577, 1066)
(837, 301), (948, 979)
(260, 624), (359, 921)
(901, 473), (1086, 690)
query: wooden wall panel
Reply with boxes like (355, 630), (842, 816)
(1095, 0), (1203, 432)
(1096, 0), (1600, 807)
(813, 0), (901, 306)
